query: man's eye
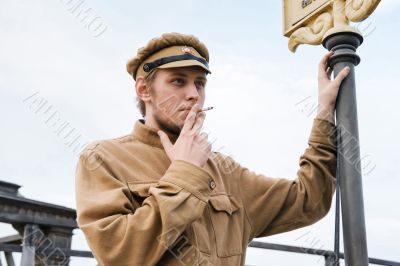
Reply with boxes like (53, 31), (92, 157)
(195, 81), (205, 89)
(172, 79), (185, 86)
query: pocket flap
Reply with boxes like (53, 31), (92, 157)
(128, 181), (158, 197)
(209, 194), (240, 215)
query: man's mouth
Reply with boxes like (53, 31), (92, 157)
(180, 109), (191, 116)
(180, 106), (193, 111)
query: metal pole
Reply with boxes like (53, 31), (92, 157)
(334, 152), (341, 266)
(323, 32), (368, 266)
(21, 224), (37, 266)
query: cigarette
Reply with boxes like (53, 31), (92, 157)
(197, 106), (214, 113)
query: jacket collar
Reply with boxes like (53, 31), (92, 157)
(132, 119), (179, 149)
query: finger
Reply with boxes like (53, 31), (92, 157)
(333, 66), (350, 85)
(204, 143), (212, 154)
(199, 132), (208, 139)
(181, 104), (199, 132)
(191, 112), (206, 134)
(319, 51), (333, 69)
(326, 67), (333, 79)
(318, 51), (333, 79)
(198, 139), (211, 154)
(196, 132), (208, 142)
(157, 130), (173, 151)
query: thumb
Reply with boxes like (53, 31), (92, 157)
(157, 130), (173, 151)
(334, 66), (350, 85)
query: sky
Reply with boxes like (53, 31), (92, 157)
(0, 0), (399, 265)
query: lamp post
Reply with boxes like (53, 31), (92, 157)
(323, 31), (367, 266)
(282, 1), (381, 265)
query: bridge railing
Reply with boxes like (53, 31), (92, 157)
(1, 180), (399, 266)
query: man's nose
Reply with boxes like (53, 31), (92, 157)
(185, 82), (199, 102)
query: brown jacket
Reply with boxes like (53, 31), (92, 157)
(75, 118), (337, 266)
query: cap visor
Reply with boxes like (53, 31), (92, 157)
(157, 60), (211, 74)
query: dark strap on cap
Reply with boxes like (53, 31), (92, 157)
(143, 54), (209, 72)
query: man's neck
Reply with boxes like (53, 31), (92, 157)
(144, 115), (160, 132)
(143, 115), (181, 137)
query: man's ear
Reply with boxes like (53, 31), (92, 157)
(135, 76), (151, 102)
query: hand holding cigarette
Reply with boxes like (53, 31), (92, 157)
(158, 103), (213, 168)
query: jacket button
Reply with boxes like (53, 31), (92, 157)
(209, 179), (216, 190)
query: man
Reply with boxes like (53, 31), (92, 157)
(75, 32), (350, 266)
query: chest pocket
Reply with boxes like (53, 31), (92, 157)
(127, 180), (201, 263)
(208, 194), (243, 257)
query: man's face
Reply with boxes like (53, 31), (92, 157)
(147, 66), (207, 135)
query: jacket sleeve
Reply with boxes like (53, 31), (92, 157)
(220, 118), (337, 239)
(75, 146), (214, 266)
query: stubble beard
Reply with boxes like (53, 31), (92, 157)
(153, 109), (185, 136)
